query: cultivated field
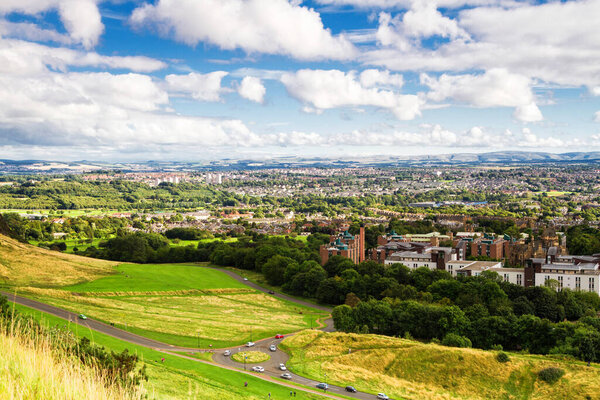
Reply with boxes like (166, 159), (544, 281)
(0, 234), (115, 287)
(282, 330), (600, 400)
(19, 263), (327, 348)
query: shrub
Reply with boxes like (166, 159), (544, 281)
(496, 352), (510, 363)
(441, 333), (472, 348)
(537, 367), (565, 384)
(491, 344), (503, 351)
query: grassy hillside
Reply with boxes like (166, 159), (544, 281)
(0, 234), (115, 287)
(282, 330), (600, 400)
(0, 327), (141, 400)
(19, 263), (328, 348)
(12, 303), (331, 400)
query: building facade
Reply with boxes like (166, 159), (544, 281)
(319, 228), (365, 265)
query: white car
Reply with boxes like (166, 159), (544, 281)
(377, 394), (390, 400)
(246, 342), (255, 347)
(281, 372), (292, 380)
(269, 345), (277, 352)
(279, 363), (286, 371)
(251, 366), (265, 372)
(243, 277), (248, 281)
(223, 350), (231, 356)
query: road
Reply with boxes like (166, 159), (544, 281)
(0, 270), (388, 400)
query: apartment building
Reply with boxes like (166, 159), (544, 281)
(319, 228), (365, 265)
(526, 253), (600, 294)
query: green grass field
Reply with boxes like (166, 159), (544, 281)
(10, 303), (331, 400)
(21, 264), (328, 348)
(282, 330), (600, 400)
(64, 264), (247, 292)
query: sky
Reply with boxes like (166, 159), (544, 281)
(1, 0), (600, 161)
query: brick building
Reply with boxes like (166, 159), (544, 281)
(319, 228), (365, 265)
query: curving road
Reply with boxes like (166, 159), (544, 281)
(0, 270), (388, 400)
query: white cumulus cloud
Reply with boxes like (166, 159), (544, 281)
(281, 69), (422, 120)
(238, 76), (266, 103)
(421, 68), (542, 122)
(0, 0), (104, 49)
(166, 72), (229, 102)
(130, 0), (356, 61)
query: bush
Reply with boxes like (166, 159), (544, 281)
(491, 344), (503, 351)
(537, 367), (565, 384)
(496, 352), (510, 363)
(442, 333), (472, 348)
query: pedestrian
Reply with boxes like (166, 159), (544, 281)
(290, 390), (293, 396)
(293, 391), (296, 397)
(161, 357), (165, 363)
(244, 381), (248, 387)
(268, 393), (271, 399)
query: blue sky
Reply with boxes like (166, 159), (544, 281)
(0, 0), (599, 161)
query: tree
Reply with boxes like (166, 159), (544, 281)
(262, 255), (297, 286)
(332, 305), (354, 332)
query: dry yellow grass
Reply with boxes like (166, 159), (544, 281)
(283, 330), (600, 400)
(0, 234), (115, 287)
(21, 288), (314, 345)
(231, 351), (270, 364)
(0, 328), (143, 400)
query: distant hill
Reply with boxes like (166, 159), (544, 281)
(0, 234), (115, 288)
(0, 151), (599, 173)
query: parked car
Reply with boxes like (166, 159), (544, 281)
(251, 366), (264, 372)
(269, 345), (277, 352)
(281, 372), (292, 379)
(376, 394), (389, 400)
(246, 342), (255, 347)
(268, 290), (275, 294)
(78, 314), (87, 320)
(275, 334), (284, 339)
(243, 277), (248, 281)
(223, 350), (231, 356)
(316, 383), (328, 390)
(279, 363), (286, 371)
(345, 386), (357, 393)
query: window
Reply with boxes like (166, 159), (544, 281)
(503, 273), (509, 282)
(576, 276), (581, 290)
(589, 278), (595, 292)
(558, 276), (563, 289)
(413, 263), (418, 268)
(517, 274), (522, 286)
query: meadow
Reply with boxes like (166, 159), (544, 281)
(18, 263), (328, 348)
(282, 330), (600, 400)
(0, 325), (141, 400)
(10, 303), (331, 400)
(0, 234), (115, 287)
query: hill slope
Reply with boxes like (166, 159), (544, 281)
(282, 330), (600, 400)
(0, 328), (140, 400)
(0, 234), (115, 287)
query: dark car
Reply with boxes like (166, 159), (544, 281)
(316, 383), (328, 390)
(268, 290), (275, 294)
(345, 386), (357, 393)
